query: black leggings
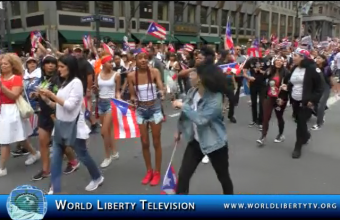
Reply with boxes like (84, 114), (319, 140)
(250, 84), (265, 124)
(176, 140), (234, 194)
(291, 99), (312, 149)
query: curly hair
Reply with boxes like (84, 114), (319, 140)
(3, 53), (24, 75)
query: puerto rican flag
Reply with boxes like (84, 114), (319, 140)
(147, 22), (166, 40)
(123, 42), (136, 51)
(184, 44), (194, 52)
(28, 114), (38, 137)
(102, 43), (114, 56)
(247, 48), (262, 58)
(30, 31), (42, 54)
(111, 98), (140, 139)
(161, 144), (177, 195)
(219, 62), (241, 76)
(83, 35), (91, 49)
(224, 20), (234, 51)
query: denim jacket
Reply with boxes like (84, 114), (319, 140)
(177, 88), (227, 155)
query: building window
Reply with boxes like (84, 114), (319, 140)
(272, 13), (278, 25)
(211, 8), (217, 25)
(97, 1), (113, 15)
(247, 14), (251, 28)
(11, 1), (21, 16)
(119, 2), (125, 16)
(230, 11), (236, 26)
(188, 5), (196, 23)
(284, 2), (287, 8)
(309, 7), (313, 15)
(26, 15), (44, 27)
(158, 1), (168, 21)
(239, 13), (244, 27)
(319, 7), (323, 14)
(221, 10), (228, 25)
(27, 1), (39, 13)
(174, 2), (184, 22)
(200, 6), (208, 24)
(140, 1), (152, 19)
(261, 11), (269, 24)
(10, 18), (22, 29)
(56, 1), (89, 13)
(59, 14), (91, 26)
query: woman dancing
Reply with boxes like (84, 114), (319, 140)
(256, 56), (290, 146)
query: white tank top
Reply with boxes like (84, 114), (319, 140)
(98, 72), (118, 99)
(135, 83), (157, 101)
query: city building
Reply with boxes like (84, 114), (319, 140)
(6, 1), (299, 51)
(302, 1), (340, 40)
(256, 1), (302, 39)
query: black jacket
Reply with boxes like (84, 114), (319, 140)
(289, 59), (325, 105)
(264, 67), (290, 101)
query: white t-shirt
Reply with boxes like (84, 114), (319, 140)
(335, 52), (340, 69)
(290, 67), (306, 101)
(191, 92), (201, 141)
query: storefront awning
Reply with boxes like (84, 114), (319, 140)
(59, 30), (131, 43)
(200, 36), (221, 45)
(10, 32), (45, 44)
(132, 33), (173, 44)
(175, 35), (200, 44)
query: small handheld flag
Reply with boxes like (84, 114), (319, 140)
(111, 98), (140, 139)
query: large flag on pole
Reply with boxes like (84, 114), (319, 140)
(147, 22), (167, 40)
(224, 18), (234, 51)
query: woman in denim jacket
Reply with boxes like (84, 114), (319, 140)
(173, 47), (234, 194)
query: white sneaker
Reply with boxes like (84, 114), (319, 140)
(100, 157), (112, 168)
(111, 152), (119, 160)
(202, 155), (209, 164)
(0, 168), (7, 177)
(85, 176), (104, 191)
(47, 187), (53, 195)
(25, 151), (41, 166)
(311, 124), (321, 131)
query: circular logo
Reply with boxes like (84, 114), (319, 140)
(7, 185), (48, 220)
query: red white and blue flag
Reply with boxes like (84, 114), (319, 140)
(111, 98), (140, 139)
(247, 47), (262, 58)
(161, 143), (178, 195)
(30, 31), (42, 53)
(219, 62), (241, 76)
(184, 44), (194, 52)
(102, 43), (114, 56)
(83, 35), (91, 49)
(147, 22), (167, 40)
(224, 20), (234, 51)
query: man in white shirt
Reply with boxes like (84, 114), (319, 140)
(333, 48), (340, 79)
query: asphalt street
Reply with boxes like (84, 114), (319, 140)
(1, 94), (340, 195)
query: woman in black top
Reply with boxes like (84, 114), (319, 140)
(311, 54), (333, 130)
(257, 56), (290, 145)
(243, 54), (271, 130)
(289, 48), (324, 159)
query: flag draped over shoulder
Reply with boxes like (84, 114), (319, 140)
(111, 98), (140, 139)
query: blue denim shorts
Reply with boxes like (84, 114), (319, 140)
(98, 99), (112, 115)
(136, 100), (163, 125)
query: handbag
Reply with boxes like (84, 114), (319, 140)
(16, 85), (34, 119)
(53, 114), (80, 147)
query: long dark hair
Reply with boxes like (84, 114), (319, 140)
(196, 63), (228, 94)
(41, 55), (58, 76)
(199, 46), (215, 65)
(269, 58), (287, 80)
(77, 57), (94, 94)
(58, 55), (86, 94)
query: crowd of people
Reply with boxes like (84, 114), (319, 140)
(0, 35), (338, 195)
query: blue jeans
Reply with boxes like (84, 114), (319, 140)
(51, 139), (101, 193)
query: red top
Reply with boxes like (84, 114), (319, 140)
(0, 75), (23, 104)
